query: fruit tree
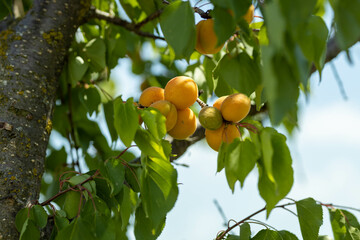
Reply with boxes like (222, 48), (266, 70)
(0, 0), (360, 239)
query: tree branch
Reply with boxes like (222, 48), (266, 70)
(88, 7), (165, 40)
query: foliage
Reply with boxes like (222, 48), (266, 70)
(4, 0), (360, 239)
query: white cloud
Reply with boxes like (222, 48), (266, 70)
(298, 102), (360, 147)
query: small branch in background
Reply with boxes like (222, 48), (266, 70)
(134, 9), (164, 29)
(330, 61), (348, 100)
(89, 7), (165, 40)
(214, 199), (228, 227)
(67, 84), (81, 173)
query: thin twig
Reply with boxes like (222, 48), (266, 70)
(40, 170), (100, 206)
(216, 202), (296, 240)
(330, 61), (348, 100)
(214, 199), (228, 227)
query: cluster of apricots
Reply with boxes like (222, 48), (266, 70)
(195, 4), (255, 55)
(139, 76), (198, 140)
(200, 93), (251, 152)
(138, 77), (251, 152)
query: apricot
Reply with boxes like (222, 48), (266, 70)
(198, 106), (223, 130)
(164, 76), (198, 110)
(139, 86), (164, 107)
(168, 108), (197, 140)
(220, 93), (251, 123)
(149, 100), (178, 131)
(213, 96), (228, 110)
(205, 123), (240, 152)
(243, 4), (255, 24)
(195, 19), (224, 55)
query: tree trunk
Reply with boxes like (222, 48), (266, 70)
(0, 0), (90, 238)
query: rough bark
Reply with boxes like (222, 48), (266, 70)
(0, 0), (90, 238)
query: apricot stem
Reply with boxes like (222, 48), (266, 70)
(196, 98), (208, 108)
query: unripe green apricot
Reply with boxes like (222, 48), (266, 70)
(199, 106), (223, 130)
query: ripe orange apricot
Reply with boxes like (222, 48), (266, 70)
(243, 4), (255, 24)
(205, 123), (240, 152)
(168, 108), (197, 140)
(213, 96), (228, 110)
(220, 93), (251, 123)
(149, 100), (178, 131)
(139, 86), (164, 107)
(164, 76), (198, 110)
(196, 19), (224, 55)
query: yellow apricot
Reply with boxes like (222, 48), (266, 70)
(220, 93), (251, 122)
(139, 86), (164, 107)
(168, 108), (197, 140)
(205, 123), (240, 152)
(243, 4), (255, 24)
(213, 96), (228, 110)
(164, 76), (198, 110)
(149, 100), (177, 131)
(196, 19), (224, 55)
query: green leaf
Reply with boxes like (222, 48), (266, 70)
(213, 52), (261, 96)
(140, 108), (167, 140)
(45, 147), (67, 172)
(0, 0), (12, 19)
(240, 222), (251, 240)
(54, 213), (70, 231)
(68, 174), (90, 186)
(212, 6), (236, 46)
(217, 142), (229, 173)
(15, 208), (29, 232)
(134, 128), (167, 160)
(278, 231), (300, 240)
(118, 186), (137, 230)
(203, 56), (216, 93)
(83, 38), (106, 71)
(140, 156), (178, 228)
(257, 128), (294, 215)
(20, 219), (40, 240)
(262, 2), (286, 49)
(102, 158), (125, 196)
(224, 139), (259, 191)
(79, 86), (101, 115)
(119, 0), (142, 22)
(252, 229), (282, 240)
(113, 97), (139, 147)
(55, 218), (95, 240)
(63, 191), (82, 219)
(134, 204), (165, 240)
(261, 46), (300, 125)
(68, 54), (88, 87)
(298, 16), (328, 74)
(296, 198), (323, 240)
(160, 1), (196, 59)
(103, 101), (118, 142)
(278, 0), (317, 34)
(330, 0), (360, 50)
(330, 208), (360, 240)
(31, 205), (48, 229)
